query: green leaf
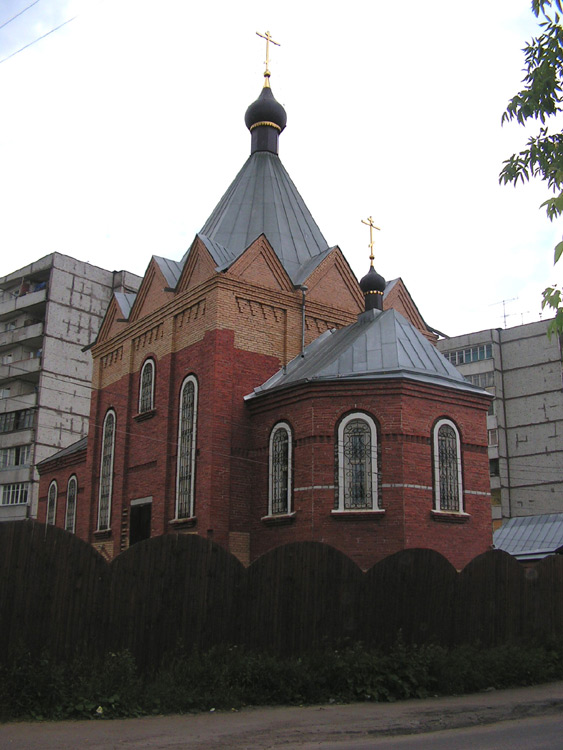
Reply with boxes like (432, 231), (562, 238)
(555, 240), (563, 262)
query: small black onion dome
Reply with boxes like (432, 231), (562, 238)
(359, 266), (386, 311)
(245, 85), (287, 133)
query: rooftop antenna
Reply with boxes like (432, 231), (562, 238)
(489, 297), (518, 328)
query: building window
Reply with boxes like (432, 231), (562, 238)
(176, 376), (198, 519)
(65, 476), (77, 533)
(0, 444), (31, 469)
(139, 359), (155, 413)
(47, 481), (57, 524)
(488, 428), (499, 447)
(98, 410), (116, 531)
(336, 413), (378, 511)
(433, 419), (463, 512)
(489, 458), (500, 477)
(1, 482), (29, 505)
(445, 344), (492, 366)
(268, 422), (292, 515)
(0, 408), (35, 433)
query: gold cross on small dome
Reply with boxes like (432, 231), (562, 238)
(361, 216), (381, 268)
(256, 30), (280, 85)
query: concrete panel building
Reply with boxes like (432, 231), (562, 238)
(437, 321), (563, 528)
(0, 253), (140, 520)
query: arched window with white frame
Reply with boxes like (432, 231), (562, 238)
(176, 375), (198, 519)
(46, 480), (57, 525)
(433, 418), (463, 512)
(336, 412), (379, 511)
(98, 409), (116, 531)
(65, 475), (77, 533)
(139, 358), (155, 413)
(268, 422), (292, 516)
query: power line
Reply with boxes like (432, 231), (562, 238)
(0, 13), (77, 66)
(0, 0), (42, 31)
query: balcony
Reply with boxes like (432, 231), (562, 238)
(0, 466), (32, 485)
(0, 322), (43, 353)
(0, 503), (28, 522)
(0, 356), (41, 385)
(0, 288), (47, 320)
(0, 391), (37, 415)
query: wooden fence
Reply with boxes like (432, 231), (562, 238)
(1, 521), (562, 669)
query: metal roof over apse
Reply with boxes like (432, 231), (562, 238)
(494, 513), (563, 560)
(248, 308), (485, 398)
(199, 151), (329, 283)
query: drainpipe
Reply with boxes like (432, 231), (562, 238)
(299, 285), (308, 357)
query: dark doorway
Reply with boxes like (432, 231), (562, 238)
(129, 502), (151, 546)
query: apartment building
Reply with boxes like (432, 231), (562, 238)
(437, 321), (563, 528)
(0, 253), (140, 520)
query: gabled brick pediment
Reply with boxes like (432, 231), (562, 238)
(303, 248), (363, 314)
(177, 236), (217, 294)
(129, 258), (174, 324)
(384, 278), (437, 344)
(96, 297), (127, 343)
(226, 235), (294, 292)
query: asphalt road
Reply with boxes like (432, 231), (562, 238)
(2, 681), (563, 749)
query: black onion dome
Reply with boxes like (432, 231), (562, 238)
(359, 266), (386, 312)
(245, 85), (287, 133)
(359, 266), (386, 294)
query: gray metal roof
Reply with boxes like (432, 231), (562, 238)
(114, 292), (137, 320)
(199, 151), (329, 283)
(493, 514), (563, 560)
(36, 437), (88, 468)
(154, 256), (183, 289)
(247, 308), (486, 399)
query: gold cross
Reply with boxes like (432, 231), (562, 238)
(256, 30), (280, 84)
(361, 216), (381, 268)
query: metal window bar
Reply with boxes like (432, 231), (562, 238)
(438, 424), (459, 511)
(271, 429), (289, 514)
(65, 478), (77, 532)
(177, 382), (195, 519)
(46, 484), (57, 524)
(98, 413), (115, 530)
(139, 362), (153, 413)
(343, 420), (372, 509)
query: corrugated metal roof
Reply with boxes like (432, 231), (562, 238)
(493, 514), (563, 559)
(247, 308), (485, 399)
(199, 151), (329, 283)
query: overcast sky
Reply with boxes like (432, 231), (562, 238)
(0, 0), (559, 336)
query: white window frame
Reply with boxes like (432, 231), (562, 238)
(175, 375), (198, 519)
(97, 409), (116, 531)
(47, 480), (57, 524)
(268, 422), (292, 516)
(433, 418), (464, 513)
(336, 412), (378, 511)
(65, 475), (77, 533)
(1, 482), (29, 505)
(139, 358), (155, 413)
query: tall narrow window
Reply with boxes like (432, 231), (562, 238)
(433, 419), (463, 512)
(176, 376), (198, 519)
(47, 480), (57, 525)
(337, 413), (378, 511)
(139, 359), (155, 413)
(65, 475), (77, 533)
(98, 410), (116, 530)
(268, 422), (292, 515)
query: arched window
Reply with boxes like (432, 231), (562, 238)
(268, 422), (292, 515)
(176, 376), (198, 519)
(337, 413), (378, 511)
(139, 359), (155, 413)
(433, 419), (463, 512)
(65, 475), (77, 533)
(98, 410), (116, 530)
(46, 480), (57, 525)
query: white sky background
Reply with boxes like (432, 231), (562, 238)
(0, 0), (560, 336)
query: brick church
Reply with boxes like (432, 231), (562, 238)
(37, 56), (492, 570)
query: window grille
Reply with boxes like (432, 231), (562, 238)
(176, 377), (197, 519)
(98, 411), (116, 530)
(139, 359), (155, 413)
(336, 414), (378, 511)
(269, 424), (291, 515)
(47, 481), (57, 524)
(65, 476), (77, 533)
(433, 420), (463, 513)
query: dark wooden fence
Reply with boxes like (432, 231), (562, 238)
(1, 521), (562, 669)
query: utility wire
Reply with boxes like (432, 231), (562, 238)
(0, 0), (42, 31)
(0, 13), (77, 65)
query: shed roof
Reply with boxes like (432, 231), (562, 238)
(493, 514), (563, 560)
